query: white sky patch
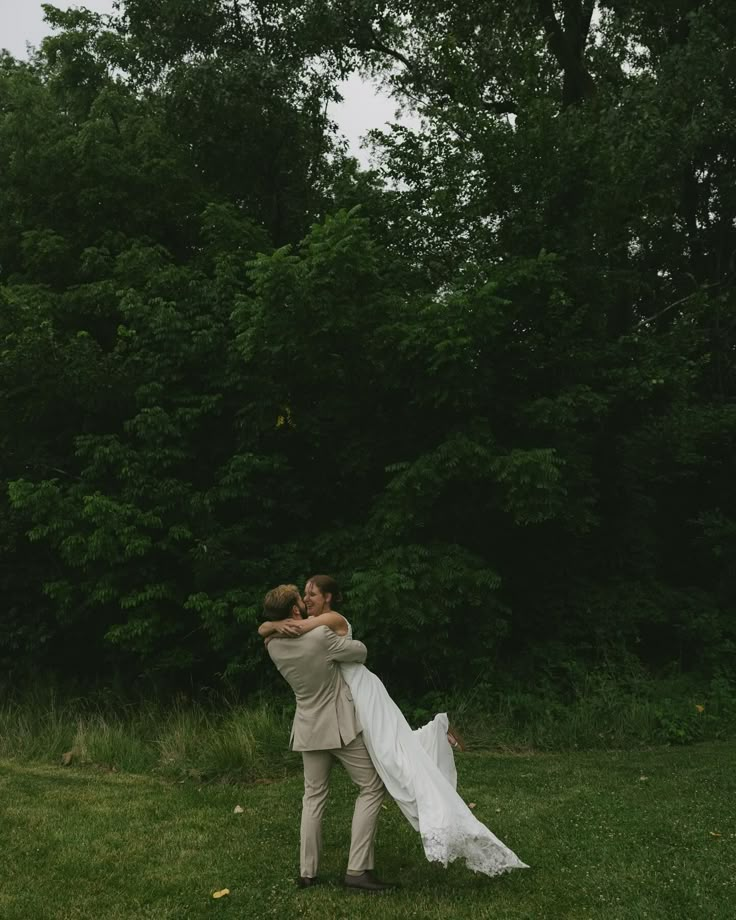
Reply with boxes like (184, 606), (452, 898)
(0, 0), (116, 54)
(0, 0), (408, 167)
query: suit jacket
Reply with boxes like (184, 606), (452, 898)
(267, 625), (367, 752)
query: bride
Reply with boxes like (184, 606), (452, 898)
(259, 574), (528, 877)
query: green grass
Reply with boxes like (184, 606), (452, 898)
(0, 693), (295, 782)
(3, 672), (735, 784)
(404, 672), (736, 751)
(1, 744), (734, 920)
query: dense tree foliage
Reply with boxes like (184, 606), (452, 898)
(1, 1), (734, 694)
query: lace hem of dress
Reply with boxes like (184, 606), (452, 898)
(421, 828), (529, 877)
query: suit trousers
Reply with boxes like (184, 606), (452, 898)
(300, 733), (385, 877)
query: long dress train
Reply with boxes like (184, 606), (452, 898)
(339, 623), (528, 877)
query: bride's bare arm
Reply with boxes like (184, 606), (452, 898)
(258, 612), (349, 638)
(258, 620), (300, 637)
(295, 612), (349, 636)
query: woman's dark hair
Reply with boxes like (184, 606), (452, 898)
(307, 574), (343, 605)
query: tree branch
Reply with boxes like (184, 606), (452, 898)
(635, 282), (720, 329)
(536, 0), (595, 106)
(582, 0), (596, 35)
(482, 97), (519, 116)
(231, 0), (245, 41)
(362, 27), (517, 117)
(563, 0), (595, 55)
(365, 27), (413, 71)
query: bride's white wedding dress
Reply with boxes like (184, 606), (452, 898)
(339, 621), (528, 877)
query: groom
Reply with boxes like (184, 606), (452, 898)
(262, 584), (394, 892)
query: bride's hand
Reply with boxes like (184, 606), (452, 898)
(282, 619), (305, 637)
(272, 619), (304, 637)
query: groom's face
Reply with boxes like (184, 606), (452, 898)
(293, 598), (307, 619)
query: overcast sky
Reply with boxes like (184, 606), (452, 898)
(0, 0), (400, 165)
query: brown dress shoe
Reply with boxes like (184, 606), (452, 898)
(296, 876), (318, 889)
(344, 870), (398, 892)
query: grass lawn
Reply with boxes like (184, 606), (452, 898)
(1, 743), (733, 919)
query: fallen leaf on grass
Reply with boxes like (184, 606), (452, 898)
(709, 832), (722, 838)
(212, 889), (230, 899)
(468, 802), (477, 809)
(233, 806), (244, 814)
(695, 704), (705, 713)
(254, 778), (274, 785)
(639, 776), (649, 781)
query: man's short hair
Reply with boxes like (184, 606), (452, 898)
(263, 584), (300, 621)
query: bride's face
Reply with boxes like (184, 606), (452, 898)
(304, 581), (329, 618)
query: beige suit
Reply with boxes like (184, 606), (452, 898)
(268, 626), (385, 877)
